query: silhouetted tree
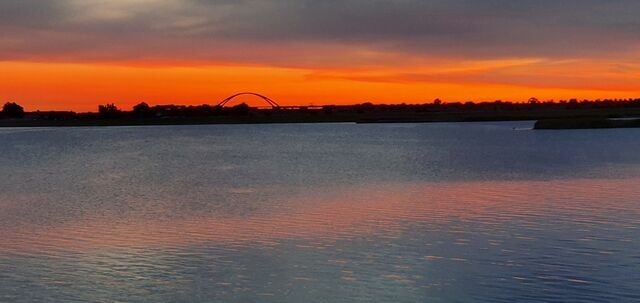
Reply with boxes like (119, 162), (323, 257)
(229, 103), (251, 115)
(98, 103), (122, 118)
(356, 102), (375, 113)
(132, 102), (153, 117)
(212, 105), (224, 115)
(2, 102), (24, 118)
(433, 98), (442, 105)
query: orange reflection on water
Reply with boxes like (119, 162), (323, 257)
(1, 178), (639, 253)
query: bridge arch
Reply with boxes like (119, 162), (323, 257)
(217, 92), (280, 108)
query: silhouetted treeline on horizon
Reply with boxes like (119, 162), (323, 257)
(2, 98), (640, 126)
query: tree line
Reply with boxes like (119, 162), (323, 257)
(3, 98), (640, 120)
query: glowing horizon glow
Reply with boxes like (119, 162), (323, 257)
(2, 1), (640, 111)
(2, 59), (640, 112)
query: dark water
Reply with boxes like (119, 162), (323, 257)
(1, 122), (639, 302)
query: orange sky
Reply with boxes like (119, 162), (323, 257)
(2, 1), (640, 111)
(2, 59), (640, 112)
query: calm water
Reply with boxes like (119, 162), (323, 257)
(1, 122), (639, 302)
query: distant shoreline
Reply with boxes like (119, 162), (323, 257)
(2, 114), (640, 130)
(0, 115), (531, 128)
(2, 101), (640, 129)
(534, 117), (640, 130)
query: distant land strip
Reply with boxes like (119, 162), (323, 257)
(2, 99), (640, 129)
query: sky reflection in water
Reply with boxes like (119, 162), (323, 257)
(1, 122), (639, 302)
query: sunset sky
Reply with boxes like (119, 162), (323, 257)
(2, 0), (640, 111)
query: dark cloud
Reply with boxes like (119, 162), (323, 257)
(1, 0), (639, 65)
(0, 0), (64, 27)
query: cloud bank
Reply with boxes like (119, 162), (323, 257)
(1, 0), (639, 66)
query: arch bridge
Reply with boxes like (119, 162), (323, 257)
(217, 92), (280, 108)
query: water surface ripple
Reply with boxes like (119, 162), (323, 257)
(1, 122), (639, 302)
